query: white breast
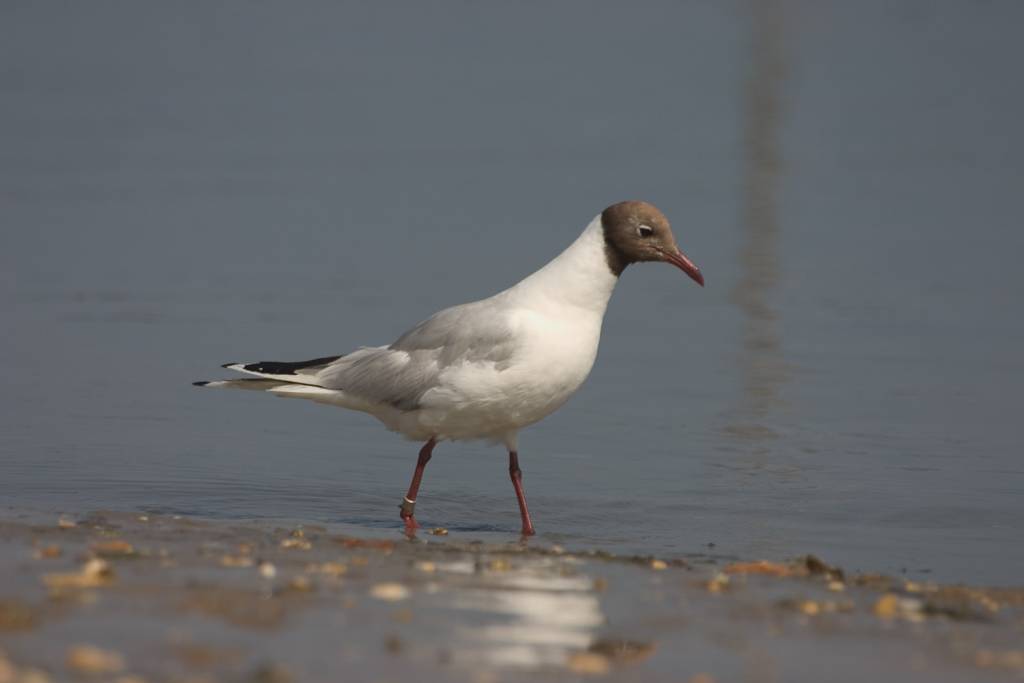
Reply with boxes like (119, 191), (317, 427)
(411, 310), (603, 442)
(406, 216), (618, 444)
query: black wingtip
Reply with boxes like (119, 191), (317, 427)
(192, 381), (210, 387)
(220, 363), (237, 369)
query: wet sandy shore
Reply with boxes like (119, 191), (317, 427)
(0, 510), (1022, 683)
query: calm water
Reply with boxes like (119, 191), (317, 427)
(2, 1), (1022, 584)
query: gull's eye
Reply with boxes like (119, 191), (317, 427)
(637, 225), (654, 238)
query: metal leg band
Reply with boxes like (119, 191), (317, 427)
(400, 496), (416, 517)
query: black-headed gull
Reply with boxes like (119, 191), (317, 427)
(194, 201), (704, 535)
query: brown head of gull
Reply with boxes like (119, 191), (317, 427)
(600, 200), (705, 285)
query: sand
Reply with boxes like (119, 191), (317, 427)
(0, 510), (1021, 682)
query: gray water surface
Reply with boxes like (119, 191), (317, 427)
(2, 1), (1022, 584)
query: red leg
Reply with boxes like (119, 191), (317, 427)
(508, 451), (536, 536)
(400, 438), (436, 533)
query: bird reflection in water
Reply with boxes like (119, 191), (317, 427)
(427, 558), (604, 669)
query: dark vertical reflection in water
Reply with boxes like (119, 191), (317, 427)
(724, 0), (790, 449)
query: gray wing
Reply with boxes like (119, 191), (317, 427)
(390, 299), (517, 364)
(316, 299), (516, 410)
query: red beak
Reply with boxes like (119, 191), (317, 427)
(665, 248), (705, 287)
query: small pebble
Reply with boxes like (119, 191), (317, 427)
(415, 561), (437, 573)
(873, 593), (924, 622)
(43, 558), (114, 590)
(724, 560), (793, 577)
(66, 645), (124, 674)
(57, 517), (76, 529)
(305, 562), (347, 577)
(705, 573), (730, 594)
(370, 583), (410, 602)
(798, 600), (821, 616)
(650, 559), (668, 571)
(566, 652), (610, 675)
(83, 558), (113, 580)
(258, 562), (277, 579)
(220, 555), (254, 568)
(287, 576), (312, 592)
(91, 540), (136, 557)
(280, 538), (312, 551)
(873, 594), (899, 618)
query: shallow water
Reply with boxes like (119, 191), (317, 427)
(2, 2), (1023, 585)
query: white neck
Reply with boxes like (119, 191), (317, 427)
(505, 215), (619, 316)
